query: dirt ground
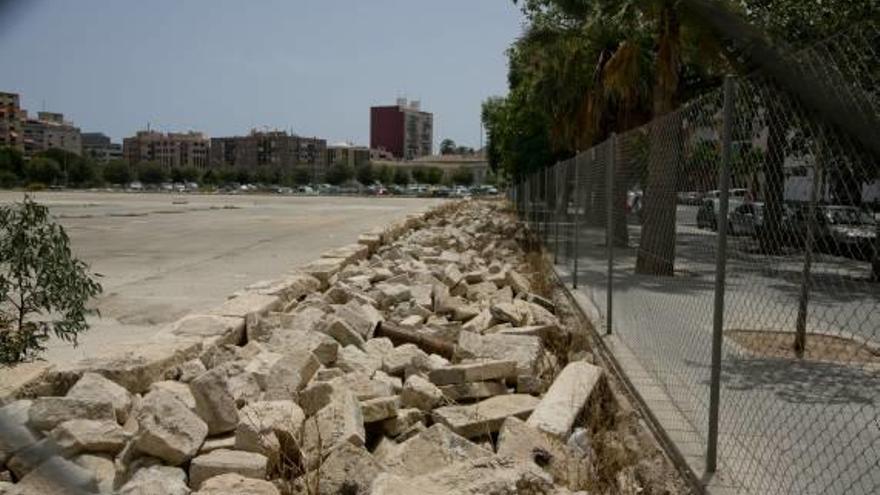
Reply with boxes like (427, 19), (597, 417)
(0, 191), (443, 364)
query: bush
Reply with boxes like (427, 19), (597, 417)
(24, 158), (62, 185)
(393, 168), (410, 185)
(0, 196), (103, 363)
(0, 170), (18, 189)
(356, 164), (374, 185)
(103, 160), (132, 185)
(136, 162), (168, 185)
(326, 163), (353, 185)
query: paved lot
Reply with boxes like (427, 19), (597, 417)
(543, 205), (880, 495)
(0, 191), (443, 363)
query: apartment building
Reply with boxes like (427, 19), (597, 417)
(327, 142), (371, 168)
(23, 111), (82, 157)
(123, 130), (209, 169)
(82, 132), (122, 163)
(370, 98), (433, 160)
(0, 92), (25, 152)
(209, 130), (327, 180)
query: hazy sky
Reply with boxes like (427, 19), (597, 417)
(0, 0), (524, 148)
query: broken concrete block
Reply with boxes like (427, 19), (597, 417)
(189, 449), (268, 489)
(199, 435), (236, 455)
(439, 381), (508, 402)
(261, 350), (320, 401)
(118, 465), (189, 495)
(191, 368), (239, 435)
(158, 314), (246, 349)
(11, 456), (99, 495)
(336, 345), (381, 375)
(302, 257), (346, 286)
(400, 375), (443, 412)
(490, 302), (530, 326)
(265, 329), (338, 366)
(432, 394), (540, 438)
(329, 373), (394, 401)
(28, 397), (116, 432)
(363, 337), (394, 361)
(361, 396), (400, 423)
(380, 408), (425, 438)
(383, 343), (428, 376)
(304, 442), (383, 495)
(301, 386), (364, 463)
(72, 453), (115, 494)
(375, 283), (412, 309)
(497, 416), (594, 489)
(235, 400), (304, 458)
(457, 332), (544, 378)
(382, 424), (493, 477)
(371, 457), (556, 495)
(462, 309), (494, 333)
(193, 472), (279, 494)
(428, 360), (517, 386)
(61, 340), (202, 394)
(134, 390), (209, 465)
(149, 380), (197, 412)
(527, 361), (603, 439)
(177, 359), (208, 383)
(66, 372), (133, 424)
(505, 269), (532, 295)
(318, 316), (365, 348)
(0, 401), (37, 465)
(49, 419), (128, 456)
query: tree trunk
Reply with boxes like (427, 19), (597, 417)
(635, 3), (681, 276)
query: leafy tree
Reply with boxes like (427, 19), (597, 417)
(392, 168), (410, 185)
(136, 162), (168, 185)
(326, 163), (353, 185)
(0, 196), (103, 363)
(451, 166), (474, 186)
(377, 165), (395, 185)
(423, 167), (443, 185)
(180, 166), (202, 183)
(440, 139), (457, 155)
(103, 160), (132, 185)
(24, 158), (62, 186)
(234, 166), (254, 185)
(356, 164), (374, 185)
(291, 168), (311, 186)
(0, 147), (24, 179)
(67, 158), (100, 186)
(200, 168), (218, 185)
(0, 170), (17, 189)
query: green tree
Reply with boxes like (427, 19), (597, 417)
(392, 168), (410, 185)
(0, 196), (103, 363)
(451, 166), (474, 186)
(356, 164), (374, 185)
(103, 160), (132, 185)
(326, 163), (353, 185)
(377, 165), (395, 185)
(180, 166), (202, 183)
(136, 162), (168, 185)
(440, 139), (457, 155)
(0, 147), (25, 179)
(424, 167), (443, 185)
(201, 168), (218, 185)
(67, 158), (100, 186)
(0, 171), (17, 189)
(291, 168), (311, 186)
(24, 158), (62, 186)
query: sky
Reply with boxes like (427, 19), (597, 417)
(0, 0), (525, 149)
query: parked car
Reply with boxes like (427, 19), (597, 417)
(789, 205), (877, 259)
(729, 202), (797, 242)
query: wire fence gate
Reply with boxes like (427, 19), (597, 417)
(512, 21), (880, 495)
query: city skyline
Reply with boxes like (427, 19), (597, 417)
(0, 1), (525, 149)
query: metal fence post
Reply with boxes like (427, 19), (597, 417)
(707, 75), (735, 474)
(554, 164), (560, 264)
(573, 158), (580, 289)
(606, 135), (616, 335)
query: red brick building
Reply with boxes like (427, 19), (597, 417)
(370, 98), (433, 160)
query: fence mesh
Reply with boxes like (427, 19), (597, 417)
(515, 21), (880, 495)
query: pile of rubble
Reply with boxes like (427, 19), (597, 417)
(0, 201), (679, 494)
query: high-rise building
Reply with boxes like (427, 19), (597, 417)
(0, 92), (25, 152)
(23, 111), (82, 157)
(81, 132), (123, 163)
(370, 98), (433, 160)
(209, 130), (327, 181)
(123, 130), (209, 169)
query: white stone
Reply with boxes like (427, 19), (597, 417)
(432, 394), (540, 438)
(193, 473), (279, 495)
(27, 397), (115, 432)
(527, 361), (603, 439)
(49, 419), (128, 456)
(66, 373), (133, 424)
(428, 360), (517, 386)
(235, 400), (304, 457)
(189, 449), (268, 489)
(191, 368), (239, 435)
(400, 375), (443, 412)
(361, 396), (399, 423)
(118, 465), (189, 495)
(381, 424), (493, 477)
(134, 390), (209, 465)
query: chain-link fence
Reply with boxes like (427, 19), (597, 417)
(513, 21), (880, 495)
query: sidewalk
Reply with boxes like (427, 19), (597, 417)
(550, 218), (880, 495)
